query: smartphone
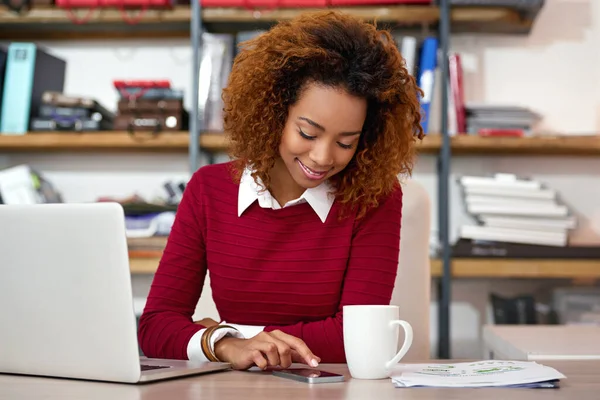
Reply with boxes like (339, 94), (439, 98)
(272, 368), (345, 384)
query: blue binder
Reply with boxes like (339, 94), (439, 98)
(417, 37), (438, 134)
(0, 43), (66, 135)
(0, 46), (7, 125)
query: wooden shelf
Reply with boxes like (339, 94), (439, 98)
(430, 258), (600, 279)
(422, 134), (600, 156)
(195, 133), (600, 156)
(127, 252), (600, 279)
(0, 5), (192, 39)
(129, 256), (162, 274)
(0, 132), (226, 153)
(128, 237), (164, 273)
(199, 132), (230, 153)
(1, 132), (598, 155)
(201, 5), (531, 34)
(0, 4), (535, 40)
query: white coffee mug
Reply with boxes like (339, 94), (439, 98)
(343, 305), (413, 380)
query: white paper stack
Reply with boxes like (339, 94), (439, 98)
(457, 174), (577, 247)
(391, 360), (565, 388)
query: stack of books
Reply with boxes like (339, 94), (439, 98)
(465, 104), (541, 137)
(458, 174), (576, 247)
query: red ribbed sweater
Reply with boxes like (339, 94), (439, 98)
(138, 162), (403, 363)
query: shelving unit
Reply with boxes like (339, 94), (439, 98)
(2, 132), (598, 155)
(0, 4), (535, 40)
(0, 0), (549, 362)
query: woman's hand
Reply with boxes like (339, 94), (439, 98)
(214, 330), (321, 370)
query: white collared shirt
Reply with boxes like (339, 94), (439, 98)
(237, 167), (335, 223)
(187, 167), (336, 362)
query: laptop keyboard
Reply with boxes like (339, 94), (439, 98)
(141, 364), (172, 371)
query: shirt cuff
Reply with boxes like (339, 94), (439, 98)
(221, 322), (265, 339)
(187, 327), (244, 362)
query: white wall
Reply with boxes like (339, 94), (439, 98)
(2, 0), (600, 359)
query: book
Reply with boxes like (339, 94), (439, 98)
(199, 33), (234, 132)
(416, 37), (438, 134)
(479, 215), (577, 232)
(448, 53), (466, 133)
(0, 43), (66, 134)
(459, 174), (542, 190)
(463, 185), (556, 200)
(391, 360), (564, 388)
(460, 225), (567, 247)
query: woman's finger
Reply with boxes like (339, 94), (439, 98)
(252, 341), (281, 367)
(291, 350), (321, 365)
(250, 349), (268, 370)
(265, 335), (293, 368)
(270, 330), (319, 367)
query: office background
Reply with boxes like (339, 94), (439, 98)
(1, 0), (599, 359)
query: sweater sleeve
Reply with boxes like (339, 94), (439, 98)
(263, 185), (403, 363)
(138, 170), (209, 360)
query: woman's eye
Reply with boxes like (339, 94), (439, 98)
(338, 142), (354, 150)
(299, 129), (316, 140)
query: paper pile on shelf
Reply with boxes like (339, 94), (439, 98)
(458, 173), (577, 247)
(391, 360), (565, 388)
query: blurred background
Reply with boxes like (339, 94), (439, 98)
(1, 0), (599, 360)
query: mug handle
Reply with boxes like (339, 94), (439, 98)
(385, 320), (413, 370)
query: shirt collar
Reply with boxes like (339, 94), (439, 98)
(237, 168), (335, 223)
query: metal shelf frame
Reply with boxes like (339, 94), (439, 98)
(436, 0), (452, 360)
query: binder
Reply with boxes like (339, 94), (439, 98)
(0, 43), (66, 135)
(0, 46), (7, 127)
(416, 37), (438, 134)
(400, 36), (417, 76)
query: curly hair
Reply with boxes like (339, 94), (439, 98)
(223, 10), (424, 218)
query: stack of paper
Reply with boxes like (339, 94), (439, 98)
(391, 360), (565, 388)
(457, 174), (576, 247)
(464, 104), (542, 136)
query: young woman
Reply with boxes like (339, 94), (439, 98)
(138, 10), (423, 371)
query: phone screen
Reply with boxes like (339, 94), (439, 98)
(279, 369), (342, 378)
(272, 368), (345, 383)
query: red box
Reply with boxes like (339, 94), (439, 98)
(278, 0), (328, 6)
(113, 80), (171, 89)
(56, 0), (173, 8)
(201, 0), (269, 6)
(329, 0), (431, 4)
(201, 0), (328, 7)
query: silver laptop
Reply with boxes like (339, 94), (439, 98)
(0, 202), (230, 383)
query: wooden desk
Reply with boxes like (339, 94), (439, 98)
(0, 361), (598, 399)
(483, 325), (600, 361)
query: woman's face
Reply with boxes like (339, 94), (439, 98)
(278, 83), (367, 190)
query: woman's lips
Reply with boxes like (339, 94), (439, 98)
(297, 159), (329, 180)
